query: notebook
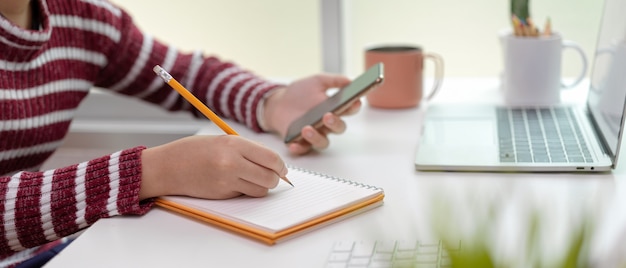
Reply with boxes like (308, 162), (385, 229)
(155, 166), (385, 245)
(415, 0), (625, 172)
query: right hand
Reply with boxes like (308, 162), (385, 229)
(262, 74), (359, 155)
(139, 135), (287, 200)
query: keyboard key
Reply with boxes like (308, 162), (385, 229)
(369, 261), (392, 268)
(393, 259), (425, 267)
(352, 241), (376, 257)
(415, 254), (439, 263)
(325, 263), (348, 268)
(332, 241), (355, 252)
(348, 257), (371, 266)
(416, 244), (439, 254)
(375, 241), (397, 253)
(328, 252), (351, 262)
(372, 252), (393, 261)
(395, 251), (417, 260)
(396, 241), (418, 251)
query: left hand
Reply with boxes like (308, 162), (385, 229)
(263, 73), (362, 155)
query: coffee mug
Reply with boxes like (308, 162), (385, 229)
(364, 45), (444, 109)
(500, 30), (588, 106)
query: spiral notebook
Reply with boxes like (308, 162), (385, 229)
(155, 166), (385, 245)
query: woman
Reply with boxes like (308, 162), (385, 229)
(0, 0), (361, 266)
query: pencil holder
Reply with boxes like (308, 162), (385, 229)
(499, 30), (588, 106)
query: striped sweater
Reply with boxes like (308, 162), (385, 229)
(0, 0), (281, 264)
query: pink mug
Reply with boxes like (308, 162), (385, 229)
(365, 45), (444, 109)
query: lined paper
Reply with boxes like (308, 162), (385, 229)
(162, 167), (383, 232)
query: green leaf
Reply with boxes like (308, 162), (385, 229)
(445, 241), (496, 268)
(511, 0), (530, 21)
(558, 221), (588, 268)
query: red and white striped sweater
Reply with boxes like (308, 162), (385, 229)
(0, 0), (281, 264)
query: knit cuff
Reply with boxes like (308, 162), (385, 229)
(250, 84), (283, 133)
(114, 146), (153, 215)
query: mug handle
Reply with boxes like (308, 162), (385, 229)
(561, 40), (588, 89)
(423, 53), (444, 100)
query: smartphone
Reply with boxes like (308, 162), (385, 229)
(284, 62), (384, 144)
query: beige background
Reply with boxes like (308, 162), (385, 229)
(110, 0), (322, 79)
(344, 0), (603, 78)
(112, 0), (603, 79)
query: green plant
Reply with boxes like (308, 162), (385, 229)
(511, 0), (530, 20)
(437, 216), (593, 268)
(430, 191), (599, 267)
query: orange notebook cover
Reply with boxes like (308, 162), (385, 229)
(155, 166), (385, 245)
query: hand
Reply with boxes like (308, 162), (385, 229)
(139, 135), (287, 200)
(263, 74), (362, 155)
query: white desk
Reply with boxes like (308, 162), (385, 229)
(46, 78), (626, 267)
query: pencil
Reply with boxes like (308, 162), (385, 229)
(153, 65), (294, 187)
(512, 15), (523, 36)
(543, 17), (552, 37)
(526, 17), (539, 37)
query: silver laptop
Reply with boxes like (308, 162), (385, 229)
(415, 0), (625, 172)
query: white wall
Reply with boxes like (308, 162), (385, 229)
(110, 0), (322, 79)
(344, 0), (604, 78)
(111, 0), (604, 79)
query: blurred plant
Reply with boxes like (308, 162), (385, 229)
(431, 194), (597, 267)
(438, 217), (592, 268)
(511, 0), (530, 21)
(510, 0), (550, 37)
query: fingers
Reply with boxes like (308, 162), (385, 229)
(238, 139), (287, 186)
(236, 141), (293, 196)
(236, 180), (271, 197)
(218, 173), (275, 198)
(341, 100), (362, 116)
(316, 73), (351, 89)
(237, 156), (282, 188)
(301, 125), (330, 150)
(239, 139), (287, 175)
(288, 142), (311, 155)
(288, 112), (351, 155)
(322, 113), (346, 134)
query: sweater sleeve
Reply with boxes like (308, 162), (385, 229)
(0, 146), (151, 257)
(93, 3), (283, 133)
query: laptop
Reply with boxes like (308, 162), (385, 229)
(415, 0), (625, 172)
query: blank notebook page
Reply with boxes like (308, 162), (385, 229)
(162, 167), (383, 233)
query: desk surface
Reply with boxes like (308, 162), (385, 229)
(46, 78), (626, 267)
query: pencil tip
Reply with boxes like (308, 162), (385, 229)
(282, 177), (294, 187)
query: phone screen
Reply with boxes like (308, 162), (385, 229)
(284, 63), (384, 143)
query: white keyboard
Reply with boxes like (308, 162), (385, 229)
(325, 240), (461, 268)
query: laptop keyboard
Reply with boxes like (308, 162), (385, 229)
(325, 240), (461, 268)
(497, 107), (592, 163)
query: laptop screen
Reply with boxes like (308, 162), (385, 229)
(587, 0), (626, 160)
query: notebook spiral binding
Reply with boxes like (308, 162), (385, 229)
(288, 165), (383, 191)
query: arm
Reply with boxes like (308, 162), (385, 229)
(0, 147), (149, 257)
(0, 135), (287, 257)
(0, 0), (285, 259)
(91, 3), (361, 154)
(92, 6), (281, 133)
